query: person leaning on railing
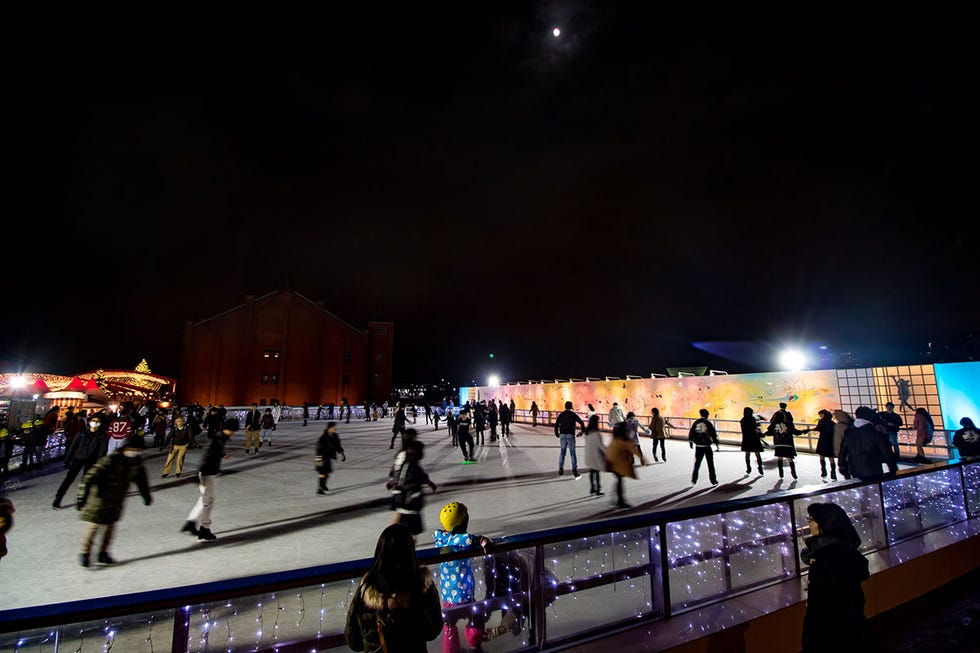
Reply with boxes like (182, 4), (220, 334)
(838, 406), (897, 479)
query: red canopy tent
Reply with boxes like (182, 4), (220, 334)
(29, 378), (50, 395)
(63, 377), (87, 393)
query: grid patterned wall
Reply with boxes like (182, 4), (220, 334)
(836, 368), (875, 416)
(872, 365), (944, 430)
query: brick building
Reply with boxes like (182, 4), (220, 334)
(179, 290), (393, 407)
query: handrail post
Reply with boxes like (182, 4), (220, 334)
(533, 542), (547, 651)
(659, 522), (672, 618)
(171, 605), (190, 653)
(789, 500), (802, 578)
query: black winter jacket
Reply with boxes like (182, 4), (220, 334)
(345, 566), (442, 653)
(554, 409), (585, 436)
(801, 537), (874, 652)
(838, 423), (897, 478)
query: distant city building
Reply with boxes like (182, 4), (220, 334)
(179, 290), (393, 407)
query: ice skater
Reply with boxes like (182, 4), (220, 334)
(688, 408), (720, 485)
(181, 417), (238, 542)
(315, 421), (346, 494)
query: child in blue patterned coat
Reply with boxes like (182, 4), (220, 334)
(433, 502), (491, 653)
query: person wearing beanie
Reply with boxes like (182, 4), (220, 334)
(75, 436), (152, 567)
(838, 406), (897, 479)
(315, 421), (346, 494)
(181, 417), (238, 542)
(800, 502), (875, 652)
(433, 502), (491, 653)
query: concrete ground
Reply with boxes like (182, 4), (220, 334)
(0, 417), (907, 612)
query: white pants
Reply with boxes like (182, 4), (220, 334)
(106, 438), (127, 455)
(187, 473), (216, 529)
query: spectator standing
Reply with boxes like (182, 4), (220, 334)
(530, 401), (539, 427)
(499, 402), (511, 437)
(433, 502), (492, 653)
(688, 408), (720, 485)
(800, 502), (876, 653)
(952, 417), (980, 459)
(739, 407), (765, 476)
(487, 402), (499, 442)
(302, 401), (310, 427)
(554, 401), (585, 478)
(912, 407), (935, 463)
(831, 410), (853, 471)
(181, 417), (239, 542)
(344, 523), (442, 652)
(390, 402), (409, 449)
(75, 436), (152, 566)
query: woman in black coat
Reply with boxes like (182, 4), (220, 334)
(345, 523), (442, 653)
(739, 407), (765, 476)
(800, 502), (876, 653)
(810, 410), (838, 479)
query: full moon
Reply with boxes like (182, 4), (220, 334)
(553, 27), (561, 37)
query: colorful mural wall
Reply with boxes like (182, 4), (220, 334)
(476, 361), (976, 429)
(477, 370), (840, 423)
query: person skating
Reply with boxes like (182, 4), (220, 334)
(259, 407), (276, 447)
(390, 402), (409, 449)
(767, 410), (804, 479)
(243, 402), (263, 454)
(387, 431), (438, 535)
(456, 409), (475, 462)
(608, 402), (625, 430)
(161, 415), (193, 478)
(181, 417), (239, 542)
(53, 415), (106, 508)
(473, 403), (487, 446)
(810, 409), (838, 478)
(605, 422), (647, 509)
(0, 497), (14, 566)
(530, 401), (539, 427)
(315, 421), (346, 494)
(739, 407), (765, 476)
(624, 411), (651, 446)
(583, 415), (606, 496)
(649, 407), (669, 462)
(75, 436), (152, 567)
(447, 409), (458, 447)
(487, 402), (498, 443)
(554, 401), (585, 478)
(688, 408), (720, 485)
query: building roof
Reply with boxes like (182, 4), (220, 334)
(189, 289), (366, 335)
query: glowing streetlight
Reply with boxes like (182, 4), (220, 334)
(553, 27), (561, 37)
(778, 349), (807, 371)
(488, 375), (500, 387)
(9, 376), (27, 388)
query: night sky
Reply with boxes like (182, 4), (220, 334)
(3, 4), (976, 386)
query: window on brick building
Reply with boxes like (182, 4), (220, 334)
(375, 326), (387, 335)
(342, 374), (350, 385)
(271, 374), (279, 383)
(344, 352), (351, 361)
(375, 352), (385, 362)
(263, 350), (271, 358)
(374, 373), (384, 385)
(261, 375), (269, 383)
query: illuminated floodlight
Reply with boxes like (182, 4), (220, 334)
(9, 376), (28, 388)
(778, 349), (807, 371)
(488, 375), (500, 387)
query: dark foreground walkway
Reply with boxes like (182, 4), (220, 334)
(875, 566), (980, 653)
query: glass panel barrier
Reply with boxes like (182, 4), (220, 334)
(543, 527), (658, 642)
(793, 485), (888, 566)
(666, 503), (794, 612)
(0, 609), (176, 653)
(962, 461), (980, 518)
(883, 467), (967, 544)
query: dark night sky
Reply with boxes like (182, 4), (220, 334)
(2, 4), (977, 386)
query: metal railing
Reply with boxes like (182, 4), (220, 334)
(3, 457), (979, 652)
